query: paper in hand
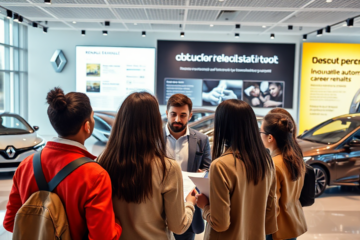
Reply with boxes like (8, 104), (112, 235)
(189, 176), (210, 198)
(182, 171), (206, 201)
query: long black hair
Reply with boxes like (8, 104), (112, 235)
(98, 92), (167, 203)
(212, 99), (274, 185)
(263, 113), (305, 181)
(46, 87), (92, 137)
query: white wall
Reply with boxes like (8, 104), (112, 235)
(28, 29), (302, 136)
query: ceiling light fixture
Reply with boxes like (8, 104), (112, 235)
(6, 10), (12, 19)
(13, 13), (19, 22)
(326, 0), (332, 2)
(73, 21), (76, 24)
(44, 0), (51, 4)
(43, 27), (48, 33)
(235, 33), (239, 38)
(210, 24), (214, 27)
(288, 25), (293, 30)
(270, 33), (275, 39)
(317, 29), (323, 37)
(235, 24), (241, 29)
(32, 22), (38, 28)
(142, 31), (146, 37)
(81, 30), (86, 36)
(105, 21), (110, 26)
(346, 18), (354, 27)
(180, 32), (185, 37)
(103, 30), (108, 36)
(325, 25), (331, 33)
(262, 25), (266, 28)
(303, 34), (307, 41)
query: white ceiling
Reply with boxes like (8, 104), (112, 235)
(1, 0), (360, 36)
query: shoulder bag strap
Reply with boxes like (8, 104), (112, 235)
(33, 151), (49, 191)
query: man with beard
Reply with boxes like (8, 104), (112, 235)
(164, 94), (212, 240)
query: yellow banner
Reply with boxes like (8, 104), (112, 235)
(299, 42), (360, 133)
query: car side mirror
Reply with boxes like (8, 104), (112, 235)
(33, 126), (39, 131)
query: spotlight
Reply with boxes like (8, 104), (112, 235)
(346, 18), (354, 27)
(303, 34), (307, 41)
(142, 31), (146, 37)
(73, 21), (76, 24)
(270, 33), (275, 39)
(235, 33), (239, 38)
(180, 32), (185, 37)
(102, 30), (108, 36)
(44, 0), (51, 4)
(105, 21), (110, 26)
(325, 25), (331, 33)
(32, 22), (38, 28)
(81, 30), (86, 36)
(326, 0), (332, 2)
(288, 25), (293, 30)
(6, 10), (12, 19)
(18, 16), (23, 23)
(235, 24), (241, 29)
(210, 24), (214, 27)
(317, 29), (323, 37)
(13, 13), (19, 22)
(262, 25), (266, 28)
(43, 27), (48, 33)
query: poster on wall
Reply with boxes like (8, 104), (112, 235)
(76, 46), (155, 111)
(299, 42), (360, 133)
(157, 40), (296, 108)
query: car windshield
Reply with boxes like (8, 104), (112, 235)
(0, 115), (33, 135)
(299, 118), (360, 144)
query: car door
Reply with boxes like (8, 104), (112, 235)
(334, 128), (360, 185)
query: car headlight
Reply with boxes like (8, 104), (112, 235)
(303, 157), (312, 162)
(33, 139), (46, 151)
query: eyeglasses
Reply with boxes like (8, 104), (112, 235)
(259, 132), (269, 135)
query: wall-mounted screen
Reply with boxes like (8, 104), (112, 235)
(76, 46), (155, 111)
(157, 40), (295, 108)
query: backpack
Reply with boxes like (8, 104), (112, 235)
(300, 164), (316, 207)
(12, 150), (94, 240)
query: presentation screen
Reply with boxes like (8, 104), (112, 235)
(76, 46), (155, 111)
(299, 42), (360, 133)
(157, 40), (296, 108)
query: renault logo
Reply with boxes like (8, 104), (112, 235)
(50, 50), (67, 73)
(5, 146), (16, 159)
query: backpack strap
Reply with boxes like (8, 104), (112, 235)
(33, 151), (49, 191)
(33, 150), (96, 192)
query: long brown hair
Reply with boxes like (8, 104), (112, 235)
(263, 113), (305, 181)
(212, 99), (274, 185)
(98, 92), (167, 203)
(269, 108), (297, 139)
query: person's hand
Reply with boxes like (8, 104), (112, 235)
(196, 193), (209, 209)
(251, 97), (260, 106)
(197, 169), (205, 172)
(221, 89), (237, 101)
(263, 100), (282, 108)
(202, 88), (222, 105)
(186, 189), (197, 206)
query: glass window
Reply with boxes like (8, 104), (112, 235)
(300, 119), (360, 144)
(0, 72), (3, 111)
(0, 18), (4, 43)
(0, 45), (4, 70)
(0, 114), (33, 135)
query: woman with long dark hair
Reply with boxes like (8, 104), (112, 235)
(98, 92), (196, 240)
(261, 113), (307, 240)
(196, 99), (278, 240)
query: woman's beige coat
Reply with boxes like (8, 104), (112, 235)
(203, 151), (278, 240)
(271, 149), (307, 240)
(112, 158), (195, 240)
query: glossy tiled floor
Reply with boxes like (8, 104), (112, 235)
(0, 136), (359, 240)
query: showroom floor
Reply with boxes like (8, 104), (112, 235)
(0, 137), (359, 240)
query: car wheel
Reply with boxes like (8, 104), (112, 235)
(313, 165), (328, 197)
